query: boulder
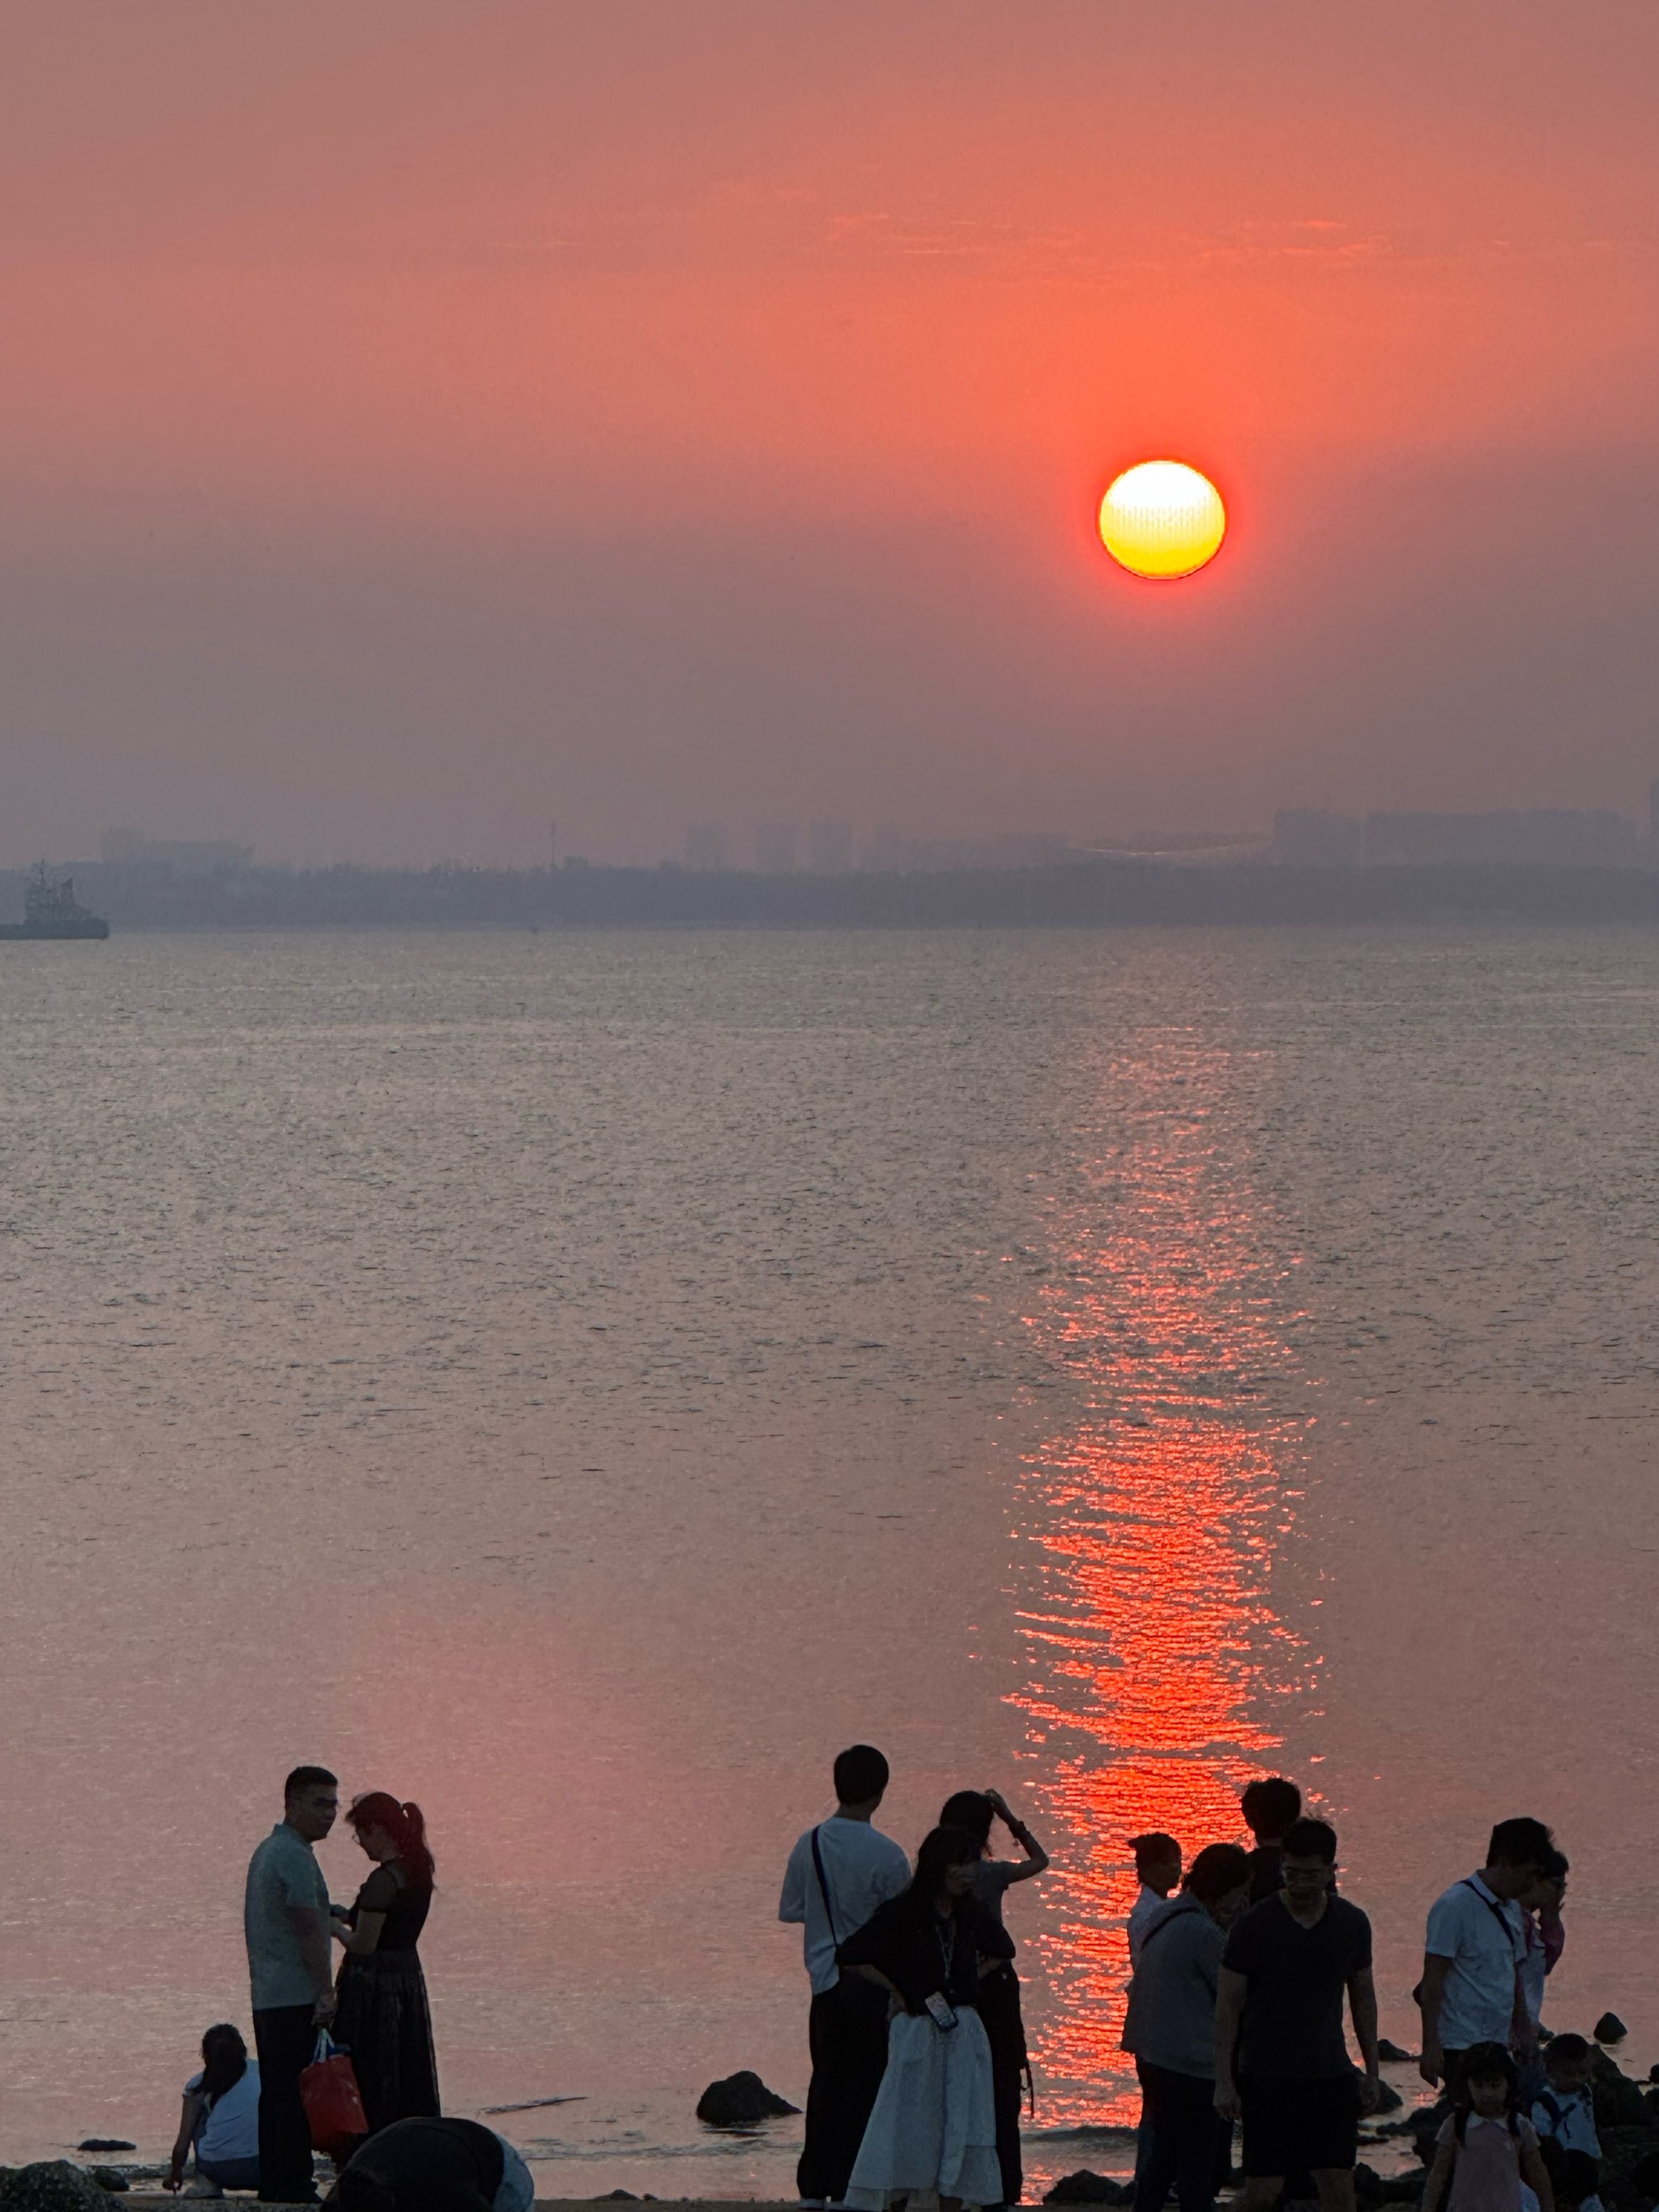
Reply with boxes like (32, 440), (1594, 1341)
(70, 2153), (130, 2162)
(87, 2180), (128, 2197)
(694, 2070), (800, 2126)
(1378, 2039), (1415, 2064)
(1372, 2079), (1405, 2113)
(1043, 2173), (1128, 2204)
(1599, 2015), (1631, 2045)
(1591, 2051), (1651, 2131)
(0, 2166), (116, 2212)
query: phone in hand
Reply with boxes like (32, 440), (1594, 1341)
(923, 1992), (959, 2032)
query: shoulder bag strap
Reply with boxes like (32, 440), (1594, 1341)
(809, 1825), (841, 1945)
(1462, 1879), (1522, 1954)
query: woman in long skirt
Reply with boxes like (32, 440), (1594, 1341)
(837, 1825), (1013, 2211)
(331, 1793), (441, 2134)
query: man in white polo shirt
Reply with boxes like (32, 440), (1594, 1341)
(1418, 1817), (1555, 2098)
(780, 1744), (911, 2209)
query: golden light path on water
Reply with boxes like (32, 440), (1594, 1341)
(1009, 1025), (1312, 2118)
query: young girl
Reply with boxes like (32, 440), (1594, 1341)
(164, 2023), (261, 2196)
(1423, 2043), (1555, 2212)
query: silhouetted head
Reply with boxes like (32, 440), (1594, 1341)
(284, 1766), (339, 1842)
(198, 2023), (248, 2105)
(1240, 1776), (1301, 1844)
(347, 1792), (435, 1885)
(940, 1791), (996, 1852)
(1456, 2042), (1519, 2131)
(1280, 1818), (1337, 1907)
(1524, 1847), (1569, 1913)
(1545, 2033), (1590, 2094)
(907, 1825), (983, 1913)
(1485, 1818), (1555, 1898)
(833, 1744), (889, 1811)
(1131, 1832), (1182, 1895)
(1183, 1843), (1253, 1925)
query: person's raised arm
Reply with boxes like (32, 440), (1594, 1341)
(1348, 1965), (1381, 2112)
(1213, 1965), (1246, 2120)
(164, 2090), (205, 2193)
(1418, 1954), (1451, 2086)
(985, 1789), (1050, 1881)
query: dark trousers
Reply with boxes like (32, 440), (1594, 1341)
(979, 1963), (1028, 2206)
(1133, 2060), (1228, 2212)
(798, 1982), (890, 2204)
(254, 2003), (319, 2202)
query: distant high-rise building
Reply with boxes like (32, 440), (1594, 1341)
(755, 822), (800, 872)
(1271, 809), (1363, 865)
(684, 821), (731, 869)
(806, 820), (854, 873)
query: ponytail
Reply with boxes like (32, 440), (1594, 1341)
(347, 1791), (436, 1885)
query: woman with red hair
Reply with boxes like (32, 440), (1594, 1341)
(331, 1793), (440, 2133)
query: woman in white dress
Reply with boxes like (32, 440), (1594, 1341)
(837, 1825), (1015, 2212)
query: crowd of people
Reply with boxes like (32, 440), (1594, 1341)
(781, 1753), (1587, 2212)
(162, 1755), (1589, 2212)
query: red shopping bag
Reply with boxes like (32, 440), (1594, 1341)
(301, 2031), (369, 2159)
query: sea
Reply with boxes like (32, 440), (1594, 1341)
(1, 924), (1656, 2194)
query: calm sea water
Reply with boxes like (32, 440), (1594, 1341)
(1, 926), (1656, 2192)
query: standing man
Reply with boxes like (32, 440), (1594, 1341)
(779, 1745), (911, 2209)
(247, 1766), (341, 2203)
(1213, 1818), (1379, 2212)
(1418, 1817), (1555, 2098)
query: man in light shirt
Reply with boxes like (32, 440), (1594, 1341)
(1128, 1833), (1183, 1968)
(1418, 1817), (1555, 2099)
(780, 1744), (911, 2208)
(246, 1766), (339, 2205)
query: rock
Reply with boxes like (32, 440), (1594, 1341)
(1372, 2078), (1405, 2113)
(1043, 2173), (1128, 2205)
(1378, 2039), (1415, 2064)
(87, 2179), (127, 2197)
(600, 2194), (637, 2202)
(1590, 2049), (1650, 2130)
(1599, 2015), (1631, 2045)
(71, 2154), (131, 2162)
(1627, 2151), (1659, 2200)
(694, 2070), (800, 2127)
(0, 2164), (117, 2212)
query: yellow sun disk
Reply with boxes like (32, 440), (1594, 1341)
(1098, 460), (1226, 580)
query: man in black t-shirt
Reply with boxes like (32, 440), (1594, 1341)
(1213, 1818), (1380, 2212)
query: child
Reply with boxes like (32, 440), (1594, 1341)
(1529, 2035), (1602, 2212)
(1127, 1832), (1182, 1966)
(164, 2023), (261, 2197)
(1423, 2042), (1555, 2212)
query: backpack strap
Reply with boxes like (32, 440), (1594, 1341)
(1534, 2090), (1564, 2134)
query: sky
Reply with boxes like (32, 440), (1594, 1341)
(2, 2), (1657, 865)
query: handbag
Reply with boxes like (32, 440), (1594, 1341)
(301, 2030), (369, 2159)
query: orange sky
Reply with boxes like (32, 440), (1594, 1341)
(2, 2), (1657, 861)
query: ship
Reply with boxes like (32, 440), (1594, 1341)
(0, 863), (111, 940)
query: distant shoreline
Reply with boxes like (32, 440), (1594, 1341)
(11, 858), (1659, 933)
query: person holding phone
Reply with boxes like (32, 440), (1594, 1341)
(836, 1826), (1013, 2211)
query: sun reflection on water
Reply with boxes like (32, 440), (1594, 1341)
(1009, 1033), (1310, 2118)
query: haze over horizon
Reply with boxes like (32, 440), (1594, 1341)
(3, 2), (1657, 867)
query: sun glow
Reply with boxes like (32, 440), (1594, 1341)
(1098, 459), (1226, 580)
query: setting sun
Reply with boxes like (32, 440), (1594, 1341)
(1098, 460), (1227, 580)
